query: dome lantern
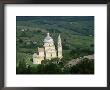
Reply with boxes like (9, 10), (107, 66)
(44, 33), (54, 43)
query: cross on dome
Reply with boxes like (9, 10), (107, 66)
(47, 33), (50, 37)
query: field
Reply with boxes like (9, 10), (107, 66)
(16, 16), (94, 74)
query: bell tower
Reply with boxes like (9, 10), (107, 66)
(58, 34), (63, 59)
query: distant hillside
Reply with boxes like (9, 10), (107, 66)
(16, 16), (94, 36)
(16, 16), (94, 21)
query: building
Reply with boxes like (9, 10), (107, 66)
(33, 33), (63, 64)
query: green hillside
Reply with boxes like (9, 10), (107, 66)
(16, 16), (94, 74)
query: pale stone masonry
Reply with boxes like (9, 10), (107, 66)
(33, 33), (63, 64)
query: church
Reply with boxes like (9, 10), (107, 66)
(33, 33), (63, 64)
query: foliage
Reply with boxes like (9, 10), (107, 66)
(63, 58), (94, 74)
(16, 58), (94, 74)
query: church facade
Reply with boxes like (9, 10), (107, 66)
(33, 33), (63, 64)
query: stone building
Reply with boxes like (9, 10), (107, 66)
(33, 33), (63, 64)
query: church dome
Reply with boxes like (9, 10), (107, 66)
(44, 33), (54, 43)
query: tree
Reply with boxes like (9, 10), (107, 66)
(16, 59), (27, 74)
(69, 58), (94, 74)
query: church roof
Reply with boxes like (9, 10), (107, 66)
(38, 47), (44, 52)
(33, 53), (38, 58)
(44, 33), (54, 43)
